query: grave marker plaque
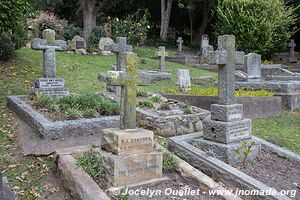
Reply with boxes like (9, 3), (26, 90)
(76, 40), (85, 49)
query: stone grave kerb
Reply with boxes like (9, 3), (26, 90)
(155, 46), (169, 71)
(104, 37), (133, 71)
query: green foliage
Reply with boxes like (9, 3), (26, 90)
(11, 22), (27, 50)
(166, 87), (275, 97)
(214, 0), (298, 57)
(63, 25), (83, 41)
(144, 38), (175, 47)
(110, 9), (150, 45)
(0, 0), (31, 32)
(149, 95), (161, 103)
(0, 32), (16, 61)
(163, 152), (179, 172)
(236, 141), (256, 169)
(183, 107), (193, 114)
(137, 89), (148, 97)
(138, 100), (155, 108)
(36, 93), (119, 118)
(67, 108), (81, 119)
(88, 27), (107, 49)
(33, 11), (64, 38)
(77, 148), (105, 186)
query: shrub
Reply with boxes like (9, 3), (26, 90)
(88, 26), (107, 49)
(0, 32), (16, 61)
(33, 11), (64, 38)
(12, 22), (27, 49)
(138, 100), (154, 108)
(213, 0), (298, 58)
(63, 25), (83, 41)
(110, 9), (150, 45)
(163, 152), (179, 172)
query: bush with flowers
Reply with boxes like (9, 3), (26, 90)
(110, 9), (150, 45)
(33, 11), (64, 38)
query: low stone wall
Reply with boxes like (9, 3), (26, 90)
(137, 108), (210, 137)
(7, 95), (119, 140)
(163, 94), (282, 119)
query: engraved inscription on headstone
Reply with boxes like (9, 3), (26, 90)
(76, 41), (85, 49)
(35, 78), (64, 89)
(201, 34), (209, 47)
(176, 69), (191, 91)
(244, 53), (261, 79)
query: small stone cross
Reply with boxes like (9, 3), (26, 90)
(31, 29), (67, 78)
(208, 35), (244, 105)
(104, 37), (133, 71)
(289, 39), (296, 58)
(100, 52), (149, 130)
(177, 37), (184, 53)
(155, 46), (169, 71)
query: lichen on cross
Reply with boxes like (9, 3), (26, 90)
(100, 52), (149, 130)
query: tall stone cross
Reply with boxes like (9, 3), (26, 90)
(155, 46), (169, 71)
(104, 37), (133, 71)
(289, 39), (296, 58)
(208, 35), (244, 105)
(31, 29), (67, 78)
(176, 37), (184, 53)
(100, 52), (149, 130)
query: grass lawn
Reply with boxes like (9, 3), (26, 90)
(0, 46), (299, 199)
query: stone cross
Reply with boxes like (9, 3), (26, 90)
(31, 29), (67, 78)
(289, 39), (296, 58)
(155, 46), (169, 71)
(208, 35), (245, 105)
(100, 52), (149, 130)
(104, 37), (133, 71)
(176, 37), (184, 53)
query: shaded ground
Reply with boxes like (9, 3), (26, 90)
(240, 150), (300, 199)
(110, 172), (222, 200)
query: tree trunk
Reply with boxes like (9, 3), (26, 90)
(160, 0), (173, 41)
(80, 0), (97, 41)
(195, 0), (214, 43)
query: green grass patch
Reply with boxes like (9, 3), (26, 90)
(253, 111), (300, 153)
(166, 86), (275, 97)
(35, 93), (119, 119)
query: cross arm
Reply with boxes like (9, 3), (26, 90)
(208, 50), (245, 65)
(104, 43), (115, 52)
(31, 38), (67, 51)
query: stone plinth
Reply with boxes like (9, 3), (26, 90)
(99, 128), (163, 187)
(211, 104), (243, 122)
(101, 128), (154, 156)
(33, 78), (69, 97)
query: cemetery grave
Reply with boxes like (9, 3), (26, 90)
(169, 35), (300, 200)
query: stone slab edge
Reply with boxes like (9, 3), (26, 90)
(56, 154), (111, 200)
(7, 95), (119, 139)
(253, 136), (300, 163)
(154, 141), (241, 200)
(169, 133), (292, 200)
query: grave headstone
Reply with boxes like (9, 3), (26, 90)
(104, 37), (133, 71)
(70, 36), (86, 50)
(244, 53), (261, 80)
(200, 34), (214, 64)
(176, 69), (191, 91)
(97, 52), (163, 187)
(176, 37), (184, 55)
(155, 46), (169, 71)
(98, 37), (114, 56)
(31, 29), (69, 96)
(288, 39), (297, 63)
(1, 171), (15, 200)
(201, 35), (260, 164)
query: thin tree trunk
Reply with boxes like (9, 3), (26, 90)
(195, 0), (214, 42)
(160, 0), (173, 41)
(80, 0), (97, 41)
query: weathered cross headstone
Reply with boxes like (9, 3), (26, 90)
(244, 53), (261, 80)
(155, 46), (169, 71)
(31, 29), (69, 96)
(104, 37), (133, 71)
(97, 52), (163, 187)
(288, 39), (297, 63)
(200, 34), (214, 64)
(176, 69), (191, 91)
(176, 37), (184, 55)
(201, 35), (260, 164)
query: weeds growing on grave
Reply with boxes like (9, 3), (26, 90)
(33, 93), (119, 119)
(236, 141), (256, 169)
(166, 86), (275, 97)
(77, 148), (106, 188)
(163, 152), (179, 172)
(138, 99), (155, 108)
